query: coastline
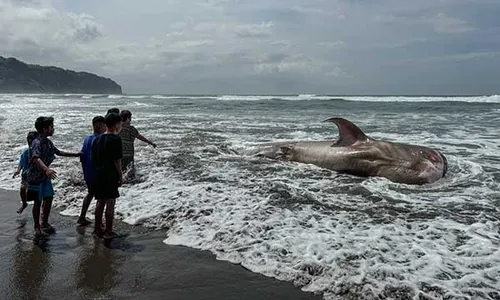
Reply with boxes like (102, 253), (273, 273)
(0, 188), (321, 300)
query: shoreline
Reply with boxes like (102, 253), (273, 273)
(0, 188), (321, 300)
(1, 92), (495, 97)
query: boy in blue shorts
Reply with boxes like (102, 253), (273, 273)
(77, 116), (106, 226)
(12, 131), (38, 214)
(26, 116), (82, 236)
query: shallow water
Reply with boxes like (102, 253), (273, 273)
(1, 94), (499, 299)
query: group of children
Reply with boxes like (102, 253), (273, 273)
(13, 108), (157, 239)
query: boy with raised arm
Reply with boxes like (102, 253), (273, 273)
(118, 110), (156, 173)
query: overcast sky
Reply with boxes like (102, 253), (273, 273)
(1, 0), (499, 95)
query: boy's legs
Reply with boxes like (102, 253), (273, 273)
(93, 198), (106, 237)
(41, 197), (55, 233)
(122, 157), (135, 182)
(121, 157), (133, 171)
(27, 189), (43, 235)
(40, 180), (55, 234)
(104, 198), (116, 236)
(77, 183), (94, 225)
(17, 183), (28, 214)
(32, 201), (42, 234)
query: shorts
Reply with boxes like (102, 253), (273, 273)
(92, 179), (120, 200)
(86, 181), (95, 197)
(27, 179), (54, 202)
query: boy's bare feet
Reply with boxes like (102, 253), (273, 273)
(34, 228), (48, 237)
(77, 217), (92, 226)
(103, 231), (119, 239)
(16, 203), (28, 214)
(41, 223), (56, 234)
(92, 230), (104, 238)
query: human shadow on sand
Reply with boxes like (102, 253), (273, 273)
(76, 225), (146, 253)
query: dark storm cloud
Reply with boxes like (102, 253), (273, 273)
(1, 0), (499, 94)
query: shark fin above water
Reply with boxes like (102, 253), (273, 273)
(323, 117), (372, 146)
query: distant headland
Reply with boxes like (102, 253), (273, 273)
(0, 56), (122, 94)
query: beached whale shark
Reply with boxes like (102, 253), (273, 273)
(244, 117), (448, 185)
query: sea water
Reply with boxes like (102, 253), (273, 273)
(0, 94), (499, 299)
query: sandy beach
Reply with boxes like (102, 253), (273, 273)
(0, 189), (320, 300)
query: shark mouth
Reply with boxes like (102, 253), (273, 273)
(439, 152), (448, 177)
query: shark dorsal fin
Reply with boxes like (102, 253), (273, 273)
(323, 117), (372, 146)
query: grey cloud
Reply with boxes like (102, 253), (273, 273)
(396, 51), (500, 65)
(373, 11), (474, 36)
(0, 0), (499, 94)
(69, 13), (102, 42)
(233, 22), (274, 38)
(428, 13), (474, 34)
(264, 53), (287, 63)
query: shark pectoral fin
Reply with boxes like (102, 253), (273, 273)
(323, 117), (373, 147)
(277, 145), (293, 160)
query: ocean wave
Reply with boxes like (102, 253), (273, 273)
(0, 94), (499, 300)
(217, 94), (337, 101)
(156, 94), (500, 103)
(150, 95), (219, 100)
(341, 95), (500, 103)
(2, 93), (500, 103)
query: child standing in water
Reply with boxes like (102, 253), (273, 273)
(91, 112), (123, 238)
(12, 131), (39, 214)
(26, 116), (81, 236)
(118, 110), (156, 175)
(77, 116), (106, 226)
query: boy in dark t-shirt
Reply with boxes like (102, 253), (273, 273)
(91, 112), (123, 238)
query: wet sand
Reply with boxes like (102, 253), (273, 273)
(0, 189), (321, 300)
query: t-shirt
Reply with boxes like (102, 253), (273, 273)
(80, 133), (100, 183)
(118, 124), (139, 158)
(91, 134), (123, 183)
(27, 136), (60, 185)
(18, 148), (30, 182)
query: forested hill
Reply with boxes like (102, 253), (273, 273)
(0, 56), (122, 94)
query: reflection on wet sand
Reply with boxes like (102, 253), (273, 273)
(0, 190), (319, 300)
(11, 218), (52, 300)
(10, 218), (124, 300)
(75, 233), (122, 298)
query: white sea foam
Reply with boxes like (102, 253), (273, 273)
(4, 93), (500, 103)
(0, 94), (499, 299)
(341, 95), (500, 103)
(217, 94), (335, 101)
(153, 93), (500, 103)
(172, 94), (500, 103)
